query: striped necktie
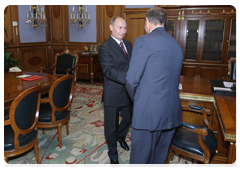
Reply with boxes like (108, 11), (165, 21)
(120, 42), (128, 59)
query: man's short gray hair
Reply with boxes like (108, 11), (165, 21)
(110, 16), (122, 25)
(145, 7), (168, 25)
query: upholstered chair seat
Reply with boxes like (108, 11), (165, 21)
(4, 127), (37, 151)
(38, 103), (70, 122)
(172, 122), (217, 157)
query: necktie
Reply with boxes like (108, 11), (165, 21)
(120, 42), (128, 59)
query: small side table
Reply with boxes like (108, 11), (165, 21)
(76, 54), (103, 83)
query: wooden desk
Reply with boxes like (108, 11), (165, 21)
(4, 72), (58, 108)
(178, 76), (236, 164)
(214, 95), (236, 164)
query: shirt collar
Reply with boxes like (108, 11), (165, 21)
(150, 26), (163, 33)
(111, 35), (123, 45)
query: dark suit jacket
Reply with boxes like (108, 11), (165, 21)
(98, 36), (132, 107)
(126, 27), (183, 131)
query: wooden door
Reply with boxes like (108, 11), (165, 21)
(125, 13), (146, 45)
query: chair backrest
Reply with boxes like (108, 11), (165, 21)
(9, 86), (41, 134)
(228, 57), (236, 80)
(182, 105), (212, 130)
(49, 75), (75, 112)
(55, 50), (79, 75)
(230, 59), (236, 80)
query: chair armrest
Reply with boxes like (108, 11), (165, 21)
(182, 122), (208, 136)
(66, 66), (78, 75)
(40, 64), (56, 73)
(183, 105), (211, 115)
(4, 119), (10, 126)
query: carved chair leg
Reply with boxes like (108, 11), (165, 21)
(42, 128), (45, 135)
(58, 124), (62, 148)
(66, 122), (69, 135)
(4, 155), (8, 167)
(166, 146), (172, 164)
(204, 158), (209, 167)
(170, 150), (174, 160)
(34, 143), (40, 164)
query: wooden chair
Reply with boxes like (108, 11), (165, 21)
(37, 75), (74, 148)
(4, 86), (41, 163)
(227, 57), (236, 80)
(166, 105), (217, 164)
(40, 49), (79, 82)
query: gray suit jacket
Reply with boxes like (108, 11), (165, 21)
(126, 27), (183, 131)
(98, 36), (132, 107)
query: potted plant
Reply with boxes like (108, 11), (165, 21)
(4, 52), (21, 72)
(4, 18), (21, 71)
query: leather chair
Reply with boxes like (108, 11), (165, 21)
(40, 49), (79, 82)
(166, 105), (217, 164)
(227, 57), (236, 80)
(4, 86), (41, 163)
(37, 75), (74, 148)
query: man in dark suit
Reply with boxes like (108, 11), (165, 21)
(98, 17), (133, 164)
(126, 7), (183, 164)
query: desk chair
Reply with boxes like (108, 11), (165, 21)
(37, 75), (74, 148)
(40, 49), (79, 82)
(166, 105), (217, 164)
(227, 57), (236, 80)
(4, 86), (41, 163)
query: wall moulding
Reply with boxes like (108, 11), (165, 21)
(191, 9), (236, 15)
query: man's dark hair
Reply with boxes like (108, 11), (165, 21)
(145, 7), (168, 25)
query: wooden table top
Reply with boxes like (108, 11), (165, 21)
(179, 76), (212, 95)
(4, 71), (58, 108)
(179, 76), (215, 102)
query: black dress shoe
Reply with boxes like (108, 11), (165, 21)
(118, 141), (129, 151)
(110, 159), (119, 164)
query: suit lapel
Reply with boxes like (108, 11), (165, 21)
(109, 37), (129, 60)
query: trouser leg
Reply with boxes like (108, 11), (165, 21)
(153, 128), (176, 164)
(117, 105), (132, 142)
(130, 128), (152, 164)
(130, 127), (176, 164)
(104, 106), (119, 160)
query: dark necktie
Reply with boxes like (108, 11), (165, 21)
(120, 42), (128, 59)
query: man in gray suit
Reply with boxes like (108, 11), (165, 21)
(98, 17), (133, 164)
(126, 7), (183, 164)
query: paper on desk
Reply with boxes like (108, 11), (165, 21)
(17, 74), (32, 78)
(223, 81), (234, 88)
(213, 87), (232, 91)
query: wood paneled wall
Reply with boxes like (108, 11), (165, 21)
(4, 5), (116, 70)
(4, 5), (235, 76)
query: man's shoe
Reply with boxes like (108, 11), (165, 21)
(110, 159), (119, 164)
(118, 141), (129, 151)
